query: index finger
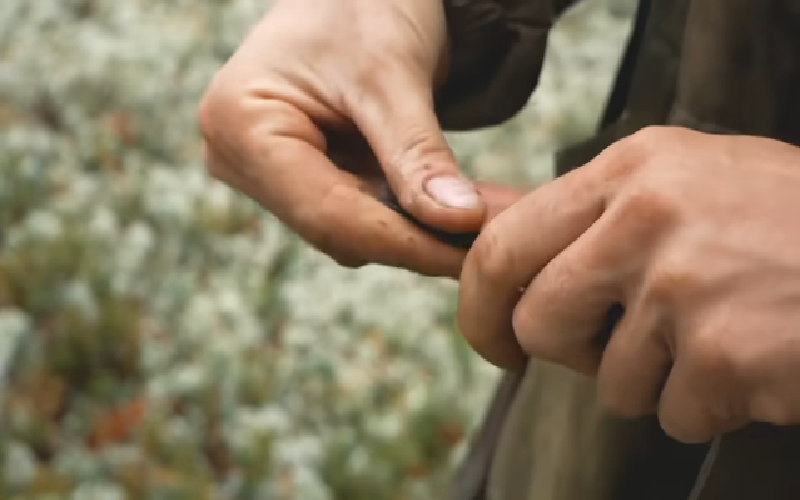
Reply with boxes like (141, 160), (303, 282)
(456, 144), (630, 369)
(249, 132), (476, 277)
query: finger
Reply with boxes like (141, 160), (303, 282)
(657, 357), (727, 444)
(657, 343), (752, 444)
(214, 112), (473, 278)
(657, 304), (770, 444)
(746, 344), (800, 427)
(474, 181), (526, 220)
(313, 179), (469, 277)
(509, 211), (628, 376)
(291, 142), (473, 277)
(457, 158), (616, 370)
(346, 66), (487, 234)
(315, 180), (523, 275)
(596, 295), (672, 418)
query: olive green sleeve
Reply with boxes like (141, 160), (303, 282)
(435, 0), (580, 131)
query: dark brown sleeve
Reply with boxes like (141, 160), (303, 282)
(436, 0), (580, 130)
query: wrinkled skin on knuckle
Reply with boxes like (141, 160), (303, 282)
(294, 184), (344, 254)
(617, 172), (681, 234)
(397, 182), (423, 215)
(602, 125), (694, 182)
(590, 126), (659, 181)
(626, 125), (679, 153)
(199, 72), (268, 191)
(346, 48), (394, 100)
(684, 321), (746, 392)
(393, 124), (451, 171)
(621, 126), (708, 180)
(645, 246), (701, 308)
(468, 228), (516, 290)
(296, 183), (370, 269)
(510, 265), (566, 355)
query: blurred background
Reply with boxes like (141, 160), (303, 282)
(0, 0), (636, 498)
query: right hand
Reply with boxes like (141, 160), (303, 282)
(199, 0), (572, 278)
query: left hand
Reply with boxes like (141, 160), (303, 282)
(458, 126), (800, 444)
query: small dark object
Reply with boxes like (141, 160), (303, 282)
(376, 182), (480, 250)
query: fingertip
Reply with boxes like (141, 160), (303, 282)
(398, 173), (487, 233)
(657, 363), (719, 445)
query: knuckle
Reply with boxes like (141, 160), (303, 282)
(397, 187), (421, 215)
(198, 71), (253, 185)
(392, 127), (450, 176)
(617, 178), (679, 230)
(618, 126), (697, 175)
(353, 49), (394, 88)
(295, 184), (362, 267)
(599, 126), (684, 180)
(592, 126), (659, 179)
(199, 73), (237, 146)
(468, 228), (515, 289)
(344, 54), (454, 170)
(295, 188), (339, 250)
(626, 126), (671, 154)
(647, 248), (697, 301)
(686, 323), (744, 383)
(345, 50), (400, 109)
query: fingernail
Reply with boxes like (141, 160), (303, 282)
(424, 176), (480, 210)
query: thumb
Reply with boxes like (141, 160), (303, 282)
(347, 68), (486, 234)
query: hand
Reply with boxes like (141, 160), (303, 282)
(458, 126), (800, 443)
(199, 0), (525, 278)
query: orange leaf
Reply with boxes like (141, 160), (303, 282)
(88, 397), (147, 449)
